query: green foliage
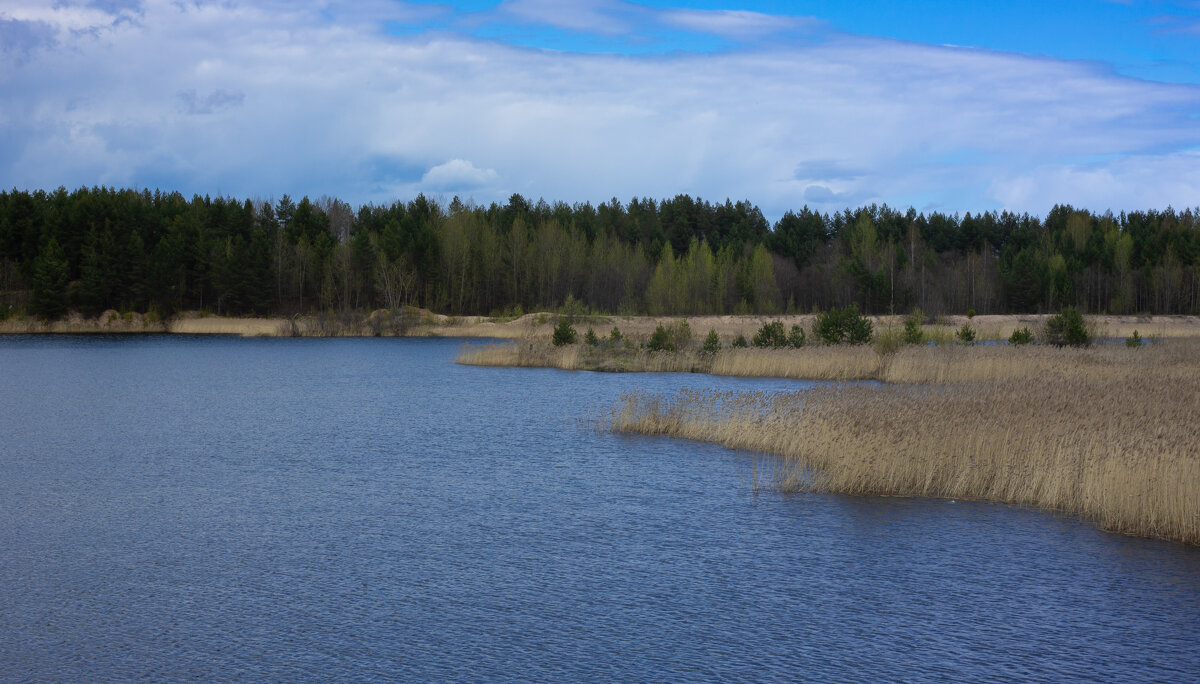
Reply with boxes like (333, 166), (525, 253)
(752, 320), (789, 348)
(814, 304), (873, 345)
(647, 324), (672, 352)
(1043, 306), (1090, 347)
(903, 309), (925, 345)
(788, 324), (806, 348)
(552, 319), (577, 346)
(1, 187), (1197, 321)
(584, 327), (599, 346)
(732, 334), (748, 348)
(1126, 330), (1143, 348)
(648, 321), (693, 352)
(956, 323), (976, 344)
(608, 327), (623, 344)
(489, 304), (524, 321)
(874, 325), (905, 355)
(966, 308), (976, 319)
(1009, 327), (1034, 345)
(702, 329), (721, 353)
(30, 238), (69, 320)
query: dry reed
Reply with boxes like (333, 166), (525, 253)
(611, 339), (1200, 545)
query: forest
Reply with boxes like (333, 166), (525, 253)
(1, 186), (1198, 319)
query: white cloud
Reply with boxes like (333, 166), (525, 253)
(493, 0), (637, 35)
(421, 159), (499, 191)
(659, 9), (817, 40)
(2, 0), (1198, 218)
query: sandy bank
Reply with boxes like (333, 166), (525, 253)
(3, 310), (1199, 339)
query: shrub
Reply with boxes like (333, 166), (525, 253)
(670, 321), (692, 351)
(702, 329), (721, 353)
(788, 324), (806, 348)
(647, 324), (673, 352)
(752, 320), (788, 348)
(814, 304), (873, 345)
(732, 334), (748, 348)
(966, 308), (976, 319)
(956, 323), (976, 344)
(903, 314), (924, 345)
(609, 327), (623, 343)
(1126, 330), (1143, 348)
(874, 325), (905, 356)
(1043, 307), (1090, 347)
(584, 327), (599, 346)
(552, 319), (577, 346)
(1009, 327), (1034, 345)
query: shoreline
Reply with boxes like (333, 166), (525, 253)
(4, 310), (1199, 340)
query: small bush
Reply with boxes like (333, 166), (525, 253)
(752, 320), (788, 348)
(552, 319), (577, 346)
(647, 324), (673, 352)
(903, 316), (924, 345)
(732, 334), (748, 348)
(609, 327), (623, 343)
(956, 323), (976, 344)
(874, 326), (905, 355)
(788, 324), (806, 348)
(1043, 307), (1090, 347)
(1009, 327), (1034, 345)
(814, 304), (873, 345)
(584, 327), (599, 346)
(702, 329), (721, 353)
(670, 321), (692, 351)
(1126, 330), (1143, 348)
(966, 308), (976, 319)
(489, 304), (524, 321)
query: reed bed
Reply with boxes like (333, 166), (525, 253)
(611, 340), (1200, 544)
(458, 338), (1185, 385)
(457, 342), (712, 373)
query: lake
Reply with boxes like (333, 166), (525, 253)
(1, 335), (1198, 682)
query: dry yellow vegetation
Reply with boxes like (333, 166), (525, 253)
(609, 339), (1200, 545)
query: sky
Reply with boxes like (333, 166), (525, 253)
(1, 0), (1199, 220)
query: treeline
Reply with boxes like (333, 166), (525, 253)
(1, 186), (1198, 319)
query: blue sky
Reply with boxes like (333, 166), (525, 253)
(2, 0), (1198, 219)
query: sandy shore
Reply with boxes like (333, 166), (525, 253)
(2, 309), (1198, 339)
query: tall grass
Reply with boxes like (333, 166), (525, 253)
(458, 338), (1181, 385)
(610, 339), (1200, 545)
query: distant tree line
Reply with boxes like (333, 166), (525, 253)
(1, 186), (1198, 319)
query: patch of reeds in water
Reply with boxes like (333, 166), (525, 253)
(611, 340), (1200, 544)
(458, 339), (1185, 385)
(457, 342), (719, 373)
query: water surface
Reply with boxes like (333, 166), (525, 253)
(1, 336), (1198, 682)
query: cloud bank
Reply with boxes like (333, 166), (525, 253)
(1, 0), (1198, 218)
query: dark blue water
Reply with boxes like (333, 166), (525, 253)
(1, 336), (1198, 682)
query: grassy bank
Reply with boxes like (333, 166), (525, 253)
(609, 339), (1200, 545)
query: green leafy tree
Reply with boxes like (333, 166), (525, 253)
(702, 329), (721, 353)
(584, 327), (599, 346)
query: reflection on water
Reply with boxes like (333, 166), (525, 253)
(1, 335), (1198, 681)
